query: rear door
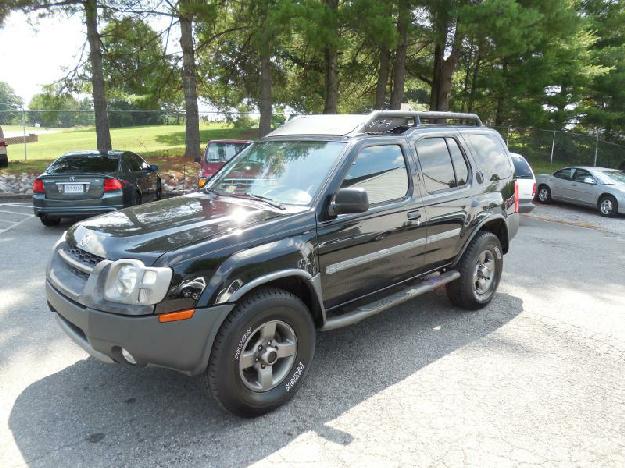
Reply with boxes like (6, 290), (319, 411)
(414, 134), (473, 268)
(316, 140), (429, 309)
(550, 168), (575, 200)
(570, 168), (598, 206)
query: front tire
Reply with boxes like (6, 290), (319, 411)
(537, 185), (551, 203)
(40, 215), (61, 227)
(447, 231), (503, 310)
(205, 288), (315, 417)
(598, 195), (618, 217)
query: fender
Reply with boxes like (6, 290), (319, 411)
(196, 234), (326, 321)
(453, 213), (508, 265)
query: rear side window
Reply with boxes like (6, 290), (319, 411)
(446, 138), (470, 185)
(512, 156), (533, 179)
(341, 145), (409, 205)
(463, 133), (513, 181)
(415, 138), (456, 193)
(47, 155), (119, 174)
(554, 168), (574, 180)
(125, 153), (143, 172)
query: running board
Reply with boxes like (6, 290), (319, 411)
(321, 270), (460, 331)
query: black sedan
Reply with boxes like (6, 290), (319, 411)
(33, 150), (161, 226)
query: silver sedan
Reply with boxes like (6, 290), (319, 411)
(535, 166), (625, 217)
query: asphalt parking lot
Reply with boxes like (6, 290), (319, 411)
(1, 201), (625, 467)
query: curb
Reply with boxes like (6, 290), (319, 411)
(0, 193), (32, 201)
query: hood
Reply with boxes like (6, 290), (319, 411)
(65, 193), (300, 264)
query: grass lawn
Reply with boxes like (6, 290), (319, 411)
(2, 123), (256, 175)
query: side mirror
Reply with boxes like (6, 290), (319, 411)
(329, 188), (369, 216)
(149, 164), (159, 172)
(583, 176), (595, 185)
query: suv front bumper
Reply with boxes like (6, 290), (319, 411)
(47, 281), (232, 376)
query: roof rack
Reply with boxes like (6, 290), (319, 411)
(356, 110), (482, 135)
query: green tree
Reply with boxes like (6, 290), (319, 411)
(0, 81), (23, 124)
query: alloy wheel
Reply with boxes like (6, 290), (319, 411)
(600, 198), (613, 215)
(238, 320), (297, 392)
(473, 249), (495, 299)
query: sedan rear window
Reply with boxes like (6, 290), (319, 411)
(47, 155), (119, 174)
(511, 156), (533, 179)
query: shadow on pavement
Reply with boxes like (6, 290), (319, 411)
(9, 291), (523, 466)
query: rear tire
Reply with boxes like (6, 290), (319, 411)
(155, 179), (162, 200)
(536, 185), (551, 203)
(447, 231), (503, 310)
(133, 190), (142, 206)
(598, 195), (617, 217)
(205, 288), (315, 417)
(40, 215), (61, 227)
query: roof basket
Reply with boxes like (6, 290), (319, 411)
(357, 110), (482, 135)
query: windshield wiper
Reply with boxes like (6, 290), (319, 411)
(215, 190), (286, 210)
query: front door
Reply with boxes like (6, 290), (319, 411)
(316, 142), (428, 309)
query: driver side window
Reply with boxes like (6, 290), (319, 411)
(573, 169), (594, 183)
(340, 145), (409, 205)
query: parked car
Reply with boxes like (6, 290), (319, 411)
(510, 153), (536, 213)
(33, 150), (161, 226)
(535, 166), (625, 216)
(46, 111), (519, 417)
(0, 125), (8, 168)
(198, 139), (252, 188)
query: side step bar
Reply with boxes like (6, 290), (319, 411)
(321, 270), (460, 331)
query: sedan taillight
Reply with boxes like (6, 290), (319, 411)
(33, 178), (45, 193)
(103, 178), (123, 192)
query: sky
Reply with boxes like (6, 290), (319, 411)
(0, 11), (86, 105)
(0, 11), (180, 107)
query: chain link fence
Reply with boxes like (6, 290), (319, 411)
(2, 109), (625, 170)
(493, 126), (625, 170)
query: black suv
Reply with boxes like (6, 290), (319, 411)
(46, 111), (519, 417)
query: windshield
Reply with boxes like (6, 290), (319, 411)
(599, 170), (625, 184)
(47, 154), (119, 174)
(208, 140), (346, 206)
(205, 142), (249, 162)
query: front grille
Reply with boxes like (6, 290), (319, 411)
(65, 246), (104, 269)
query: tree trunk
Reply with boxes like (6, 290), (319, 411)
(494, 59), (508, 126)
(84, 0), (111, 151)
(390, 1), (409, 110)
(467, 48), (481, 113)
(179, 9), (200, 161)
(258, 50), (272, 137)
(323, 0), (339, 114)
(430, 16), (461, 111)
(374, 47), (390, 109)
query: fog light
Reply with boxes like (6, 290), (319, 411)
(121, 348), (136, 365)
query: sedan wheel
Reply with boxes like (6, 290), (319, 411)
(537, 185), (551, 203)
(599, 196), (617, 217)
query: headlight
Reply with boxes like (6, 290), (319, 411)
(116, 265), (138, 296)
(103, 259), (172, 305)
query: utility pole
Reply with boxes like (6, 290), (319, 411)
(593, 128), (599, 166)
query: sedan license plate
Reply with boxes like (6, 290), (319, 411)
(63, 184), (84, 193)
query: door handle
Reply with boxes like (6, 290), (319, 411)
(407, 210), (422, 220)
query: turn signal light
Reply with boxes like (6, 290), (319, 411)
(33, 178), (45, 193)
(103, 177), (123, 192)
(158, 309), (195, 323)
